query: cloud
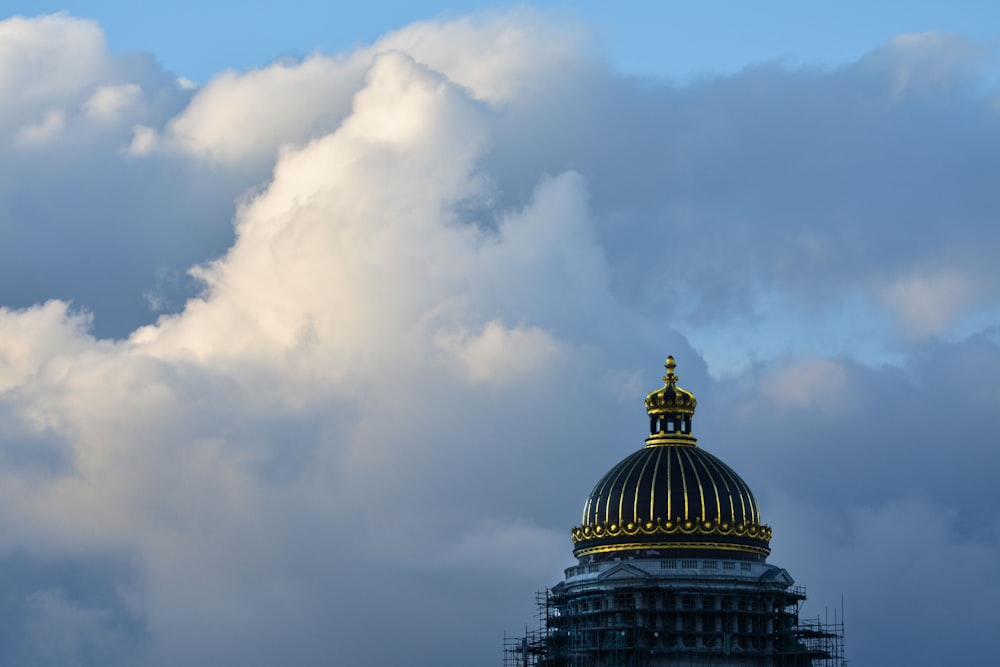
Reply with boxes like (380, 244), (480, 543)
(437, 519), (566, 577)
(160, 9), (588, 165)
(162, 54), (359, 163)
(0, 14), (110, 135)
(0, 14), (224, 339)
(878, 268), (980, 338)
(15, 108), (66, 144)
(0, 301), (95, 392)
(84, 83), (143, 120)
(769, 495), (1000, 667)
(1, 10), (999, 667)
(0, 24), (617, 663)
(861, 31), (983, 99)
(760, 358), (849, 410)
(0, 550), (144, 666)
(435, 321), (562, 385)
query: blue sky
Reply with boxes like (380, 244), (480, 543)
(1, 4), (999, 667)
(8, 1), (999, 81)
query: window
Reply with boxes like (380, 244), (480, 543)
(702, 560), (718, 569)
(681, 559), (698, 569)
(660, 559), (677, 569)
(723, 561), (736, 570)
(614, 593), (635, 609)
(740, 562), (752, 572)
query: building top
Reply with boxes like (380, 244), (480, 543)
(571, 356), (771, 561)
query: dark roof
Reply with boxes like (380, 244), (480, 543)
(571, 443), (771, 560)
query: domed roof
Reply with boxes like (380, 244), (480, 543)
(571, 357), (771, 560)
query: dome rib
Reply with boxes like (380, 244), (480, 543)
(677, 447), (690, 519)
(662, 445), (671, 521)
(632, 446), (655, 519)
(585, 455), (625, 525)
(603, 456), (632, 525)
(700, 450), (737, 522)
(619, 449), (645, 523)
(682, 446), (707, 521)
(648, 446), (663, 521)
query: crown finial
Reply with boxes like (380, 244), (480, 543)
(664, 356), (677, 383)
(645, 355), (698, 446)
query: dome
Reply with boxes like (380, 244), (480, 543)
(571, 357), (771, 560)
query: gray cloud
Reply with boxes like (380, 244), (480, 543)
(0, 549), (145, 666)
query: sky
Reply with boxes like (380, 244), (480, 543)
(1, 3), (999, 666)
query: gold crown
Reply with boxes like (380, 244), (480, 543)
(644, 356), (697, 417)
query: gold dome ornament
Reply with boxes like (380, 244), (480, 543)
(571, 356), (771, 560)
(644, 356), (698, 446)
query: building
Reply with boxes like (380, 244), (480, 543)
(505, 356), (844, 667)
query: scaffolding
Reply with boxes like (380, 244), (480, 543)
(504, 586), (845, 667)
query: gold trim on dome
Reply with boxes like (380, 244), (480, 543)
(571, 518), (772, 544)
(573, 540), (771, 558)
(644, 432), (697, 447)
